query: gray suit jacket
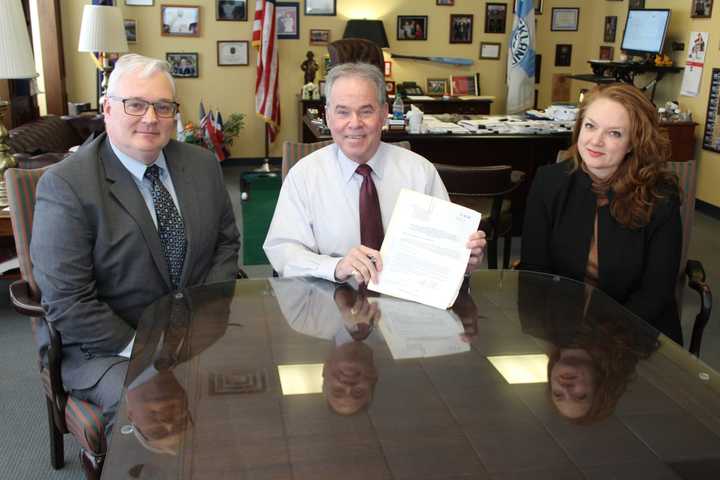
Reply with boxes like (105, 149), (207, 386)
(30, 133), (240, 390)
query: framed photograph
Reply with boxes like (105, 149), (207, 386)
(397, 16), (428, 40)
(450, 74), (479, 96)
(167, 52), (199, 78)
(437, 0), (454, 5)
(217, 40), (248, 66)
(551, 8), (579, 32)
(513, 0), (543, 15)
(450, 14), (473, 44)
(276, 3), (299, 39)
(480, 42), (501, 59)
(555, 44), (572, 66)
(426, 78), (448, 96)
(384, 61), (392, 77)
(161, 5), (200, 37)
(125, 0), (153, 5)
(604, 16), (617, 43)
(629, 0), (645, 8)
(485, 4), (507, 34)
(599, 45), (614, 60)
(309, 29), (330, 45)
(124, 19), (137, 43)
(535, 54), (542, 83)
(305, 0), (336, 16)
(216, 1), (247, 21)
(385, 80), (396, 96)
(691, 0), (713, 18)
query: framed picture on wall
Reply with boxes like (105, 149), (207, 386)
(604, 16), (617, 43)
(479, 42), (501, 59)
(702, 68), (720, 152)
(305, 0), (336, 16)
(384, 61), (392, 77)
(167, 52), (199, 78)
(551, 8), (579, 32)
(216, 1), (247, 21)
(385, 80), (396, 95)
(485, 3), (507, 34)
(397, 16), (428, 40)
(161, 5), (201, 37)
(436, 0), (454, 5)
(217, 40), (249, 66)
(599, 45), (614, 60)
(691, 0), (713, 18)
(450, 15), (473, 44)
(426, 78), (449, 96)
(125, 0), (153, 5)
(629, 0), (645, 8)
(309, 29), (330, 45)
(276, 3), (300, 39)
(124, 19), (137, 43)
(555, 44), (572, 66)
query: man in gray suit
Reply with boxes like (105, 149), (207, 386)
(30, 54), (240, 435)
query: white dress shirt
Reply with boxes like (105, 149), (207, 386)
(263, 142), (449, 281)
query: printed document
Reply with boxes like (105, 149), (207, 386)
(368, 189), (481, 309)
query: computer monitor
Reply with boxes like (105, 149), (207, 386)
(621, 9), (671, 56)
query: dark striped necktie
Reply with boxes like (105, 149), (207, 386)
(355, 164), (384, 250)
(145, 165), (186, 288)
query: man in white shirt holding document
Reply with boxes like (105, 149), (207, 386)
(264, 62), (485, 284)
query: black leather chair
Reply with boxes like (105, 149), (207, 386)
(435, 164), (524, 269)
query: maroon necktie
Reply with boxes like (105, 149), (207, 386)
(355, 164), (384, 250)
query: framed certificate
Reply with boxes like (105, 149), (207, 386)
(217, 41), (249, 66)
(551, 7), (579, 32)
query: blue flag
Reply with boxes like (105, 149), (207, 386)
(507, 0), (536, 113)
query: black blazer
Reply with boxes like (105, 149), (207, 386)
(519, 161), (683, 344)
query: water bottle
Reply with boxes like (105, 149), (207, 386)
(392, 95), (404, 120)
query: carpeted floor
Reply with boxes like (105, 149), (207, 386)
(241, 172), (281, 265)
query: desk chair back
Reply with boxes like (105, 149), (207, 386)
(664, 160), (712, 356)
(4, 166), (107, 478)
(282, 140), (412, 181)
(435, 164), (524, 269)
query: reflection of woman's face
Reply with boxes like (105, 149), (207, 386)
(550, 348), (596, 419)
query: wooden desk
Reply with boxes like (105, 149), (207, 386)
(299, 96), (493, 142)
(102, 272), (720, 479)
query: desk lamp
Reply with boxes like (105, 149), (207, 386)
(78, 4), (128, 107)
(0, 0), (38, 207)
(342, 19), (389, 49)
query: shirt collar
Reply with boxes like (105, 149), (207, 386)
(109, 141), (168, 183)
(336, 142), (386, 184)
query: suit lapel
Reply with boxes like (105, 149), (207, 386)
(100, 139), (173, 289)
(164, 140), (200, 287)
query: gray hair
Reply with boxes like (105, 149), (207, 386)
(324, 62), (386, 107)
(106, 53), (176, 97)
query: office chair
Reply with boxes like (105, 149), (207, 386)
(5, 166), (106, 480)
(665, 160), (712, 356)
(435, 164), (524, 269)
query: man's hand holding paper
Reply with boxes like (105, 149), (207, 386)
(368, 189), (482, 308)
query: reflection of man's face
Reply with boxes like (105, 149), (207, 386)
(322, 342), (378, 415)
(127, 370), (191, 455)
(550, 348), (596, 419)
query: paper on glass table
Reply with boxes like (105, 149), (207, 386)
(373, 296), (469, 360)
(368, 189), (481, 309)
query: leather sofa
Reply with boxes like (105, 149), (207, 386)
(7, 114), (105, 169)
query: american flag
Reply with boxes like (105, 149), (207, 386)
(253, 0), (281, 141)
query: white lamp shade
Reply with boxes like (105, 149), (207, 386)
(0, 0), (37, 79)
(78, 5), (128, 53)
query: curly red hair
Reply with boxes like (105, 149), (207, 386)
(565, 83), (678, 229)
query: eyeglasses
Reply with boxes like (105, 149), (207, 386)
(108, 96), (180, 118)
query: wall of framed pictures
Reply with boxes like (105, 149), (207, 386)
(58, 1), (720, 204)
